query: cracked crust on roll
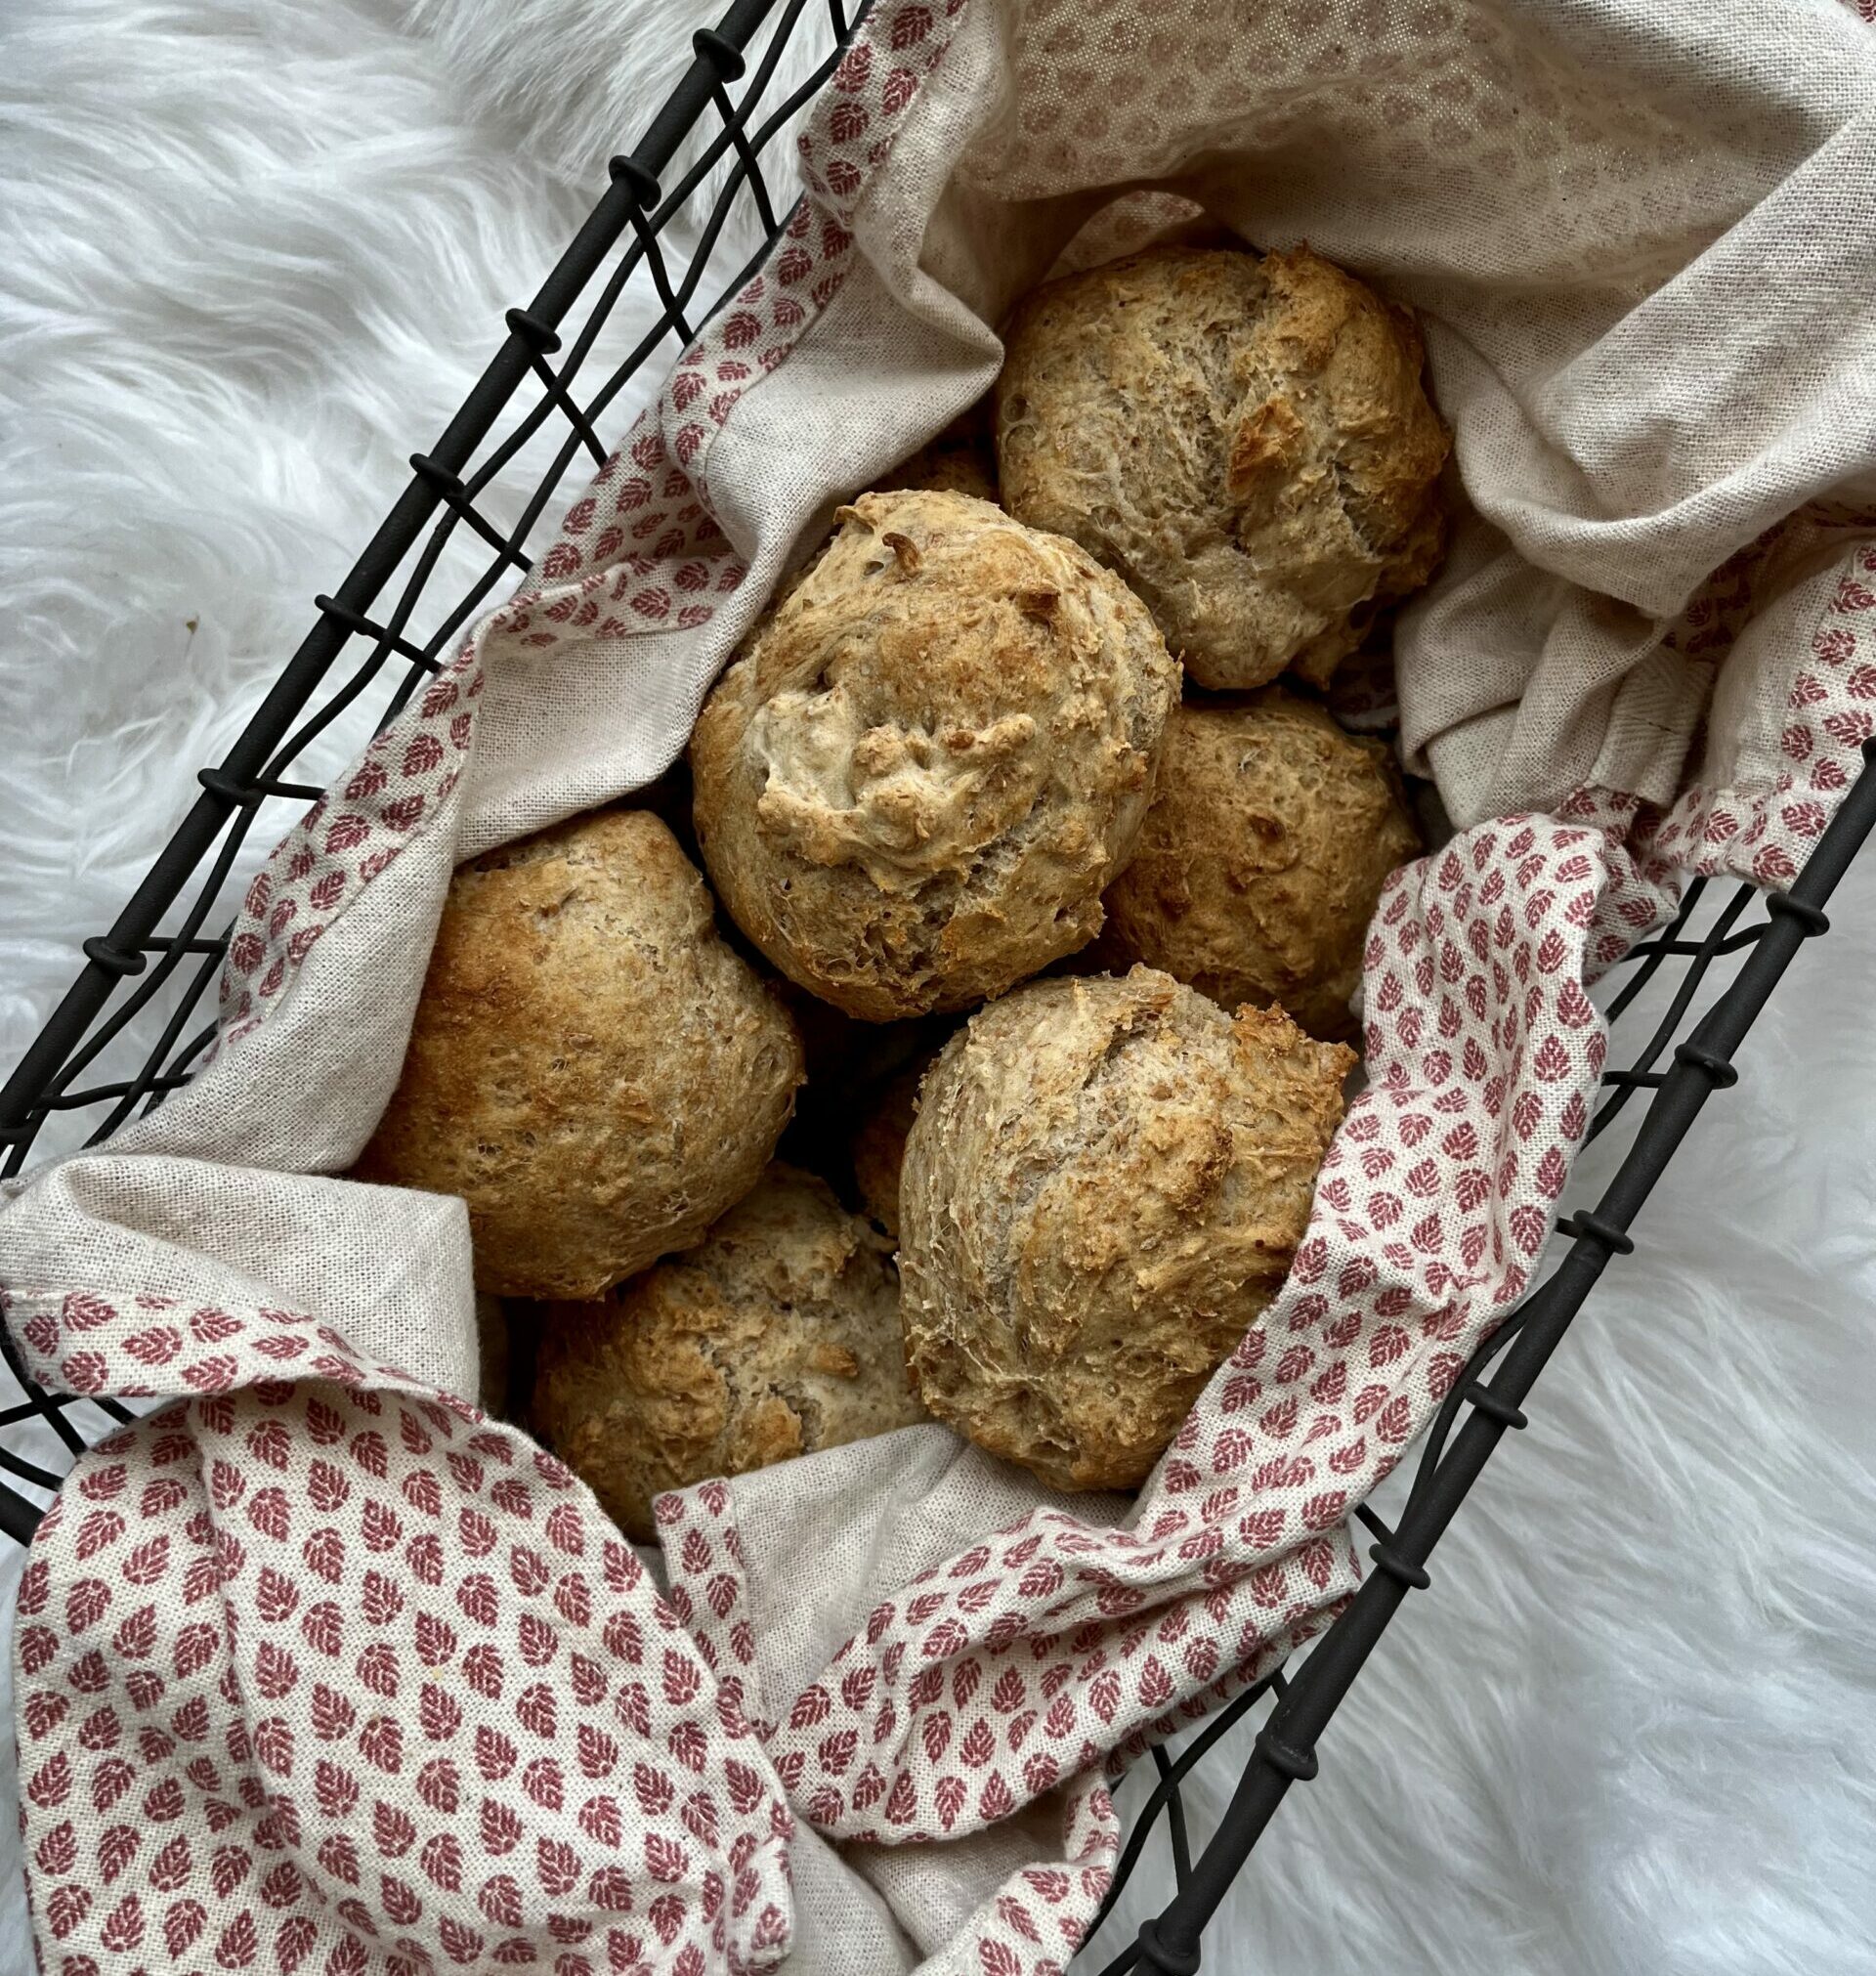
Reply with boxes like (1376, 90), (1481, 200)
(690, 489), (1179, 1020)
(531, 1163), (926, 1539)
(899, 967), (1352, 1491)
(1097, 690), (1422, 1039)
(354, 808), (803, 1301)
(996, 243), (1449, 691)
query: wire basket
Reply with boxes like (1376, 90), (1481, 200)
(3, 3), (1872, 1968)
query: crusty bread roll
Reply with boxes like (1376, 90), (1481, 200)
(899, 968), (1351, 1491)
(691, 489), (1178, 1019)
(1098, 690), (1421, 1040)
(996, 243), (1449, 691)
(531, 1164), (925, 1539)
(354, 808), (803, 1301)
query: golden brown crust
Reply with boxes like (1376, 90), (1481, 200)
(1096, 691), (1421, 1039)
(898, 968), (1352, 1491)
(531, 1164), (926, 1538)
(996, 244), (1450, 691)
(691, 490), (1179, 1020)
(353, 808), (803, 1299)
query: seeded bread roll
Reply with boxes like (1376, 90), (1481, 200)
(691, 489), (1178, 1019)
(997, 243), (1449, 691)
(899, 968), (1351, 1491)
(354, 808), (803, 1300)
(1098, 690), (1421, 1039)
(531, 1164), (925, 1539)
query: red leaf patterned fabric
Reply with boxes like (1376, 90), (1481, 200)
(4, 1292), (796, 1976)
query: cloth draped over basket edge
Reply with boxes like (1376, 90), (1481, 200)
(5, 0), (1876, 1969)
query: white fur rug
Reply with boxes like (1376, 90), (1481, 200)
(3, 4), (1874, 1972)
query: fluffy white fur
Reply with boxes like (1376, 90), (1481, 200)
(2, 5), (1873, 1972)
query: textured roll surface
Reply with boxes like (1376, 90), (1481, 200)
(691, 489), (1178, 1020)
(997, 243), (1449, 691)
(899, 968), (1352, 1490)
(1099, 690), (1421, 1039)
(355, 808), (803, 1300)
(532, 1164), (925, 1539)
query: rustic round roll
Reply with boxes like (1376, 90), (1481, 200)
(691, 489), (1178, 1020)
(354, 808), (803, 1301)
(1098, 690), (1421, 1040)
(531, 1164), (926, 1539)
(996, 243), (1450, 692)
(899, 968), (1352, 1491)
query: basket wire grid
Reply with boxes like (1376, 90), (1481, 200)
(2, 2), (1873, 1969)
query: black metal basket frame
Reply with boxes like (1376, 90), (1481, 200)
(3, 2), (1872, 1969)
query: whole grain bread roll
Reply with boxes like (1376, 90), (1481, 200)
(531, 1163), (925, 1539)
(1098, 690), (1421, 1039)
(691, 489), (1178, 1020)
(354, 808), (802, 1301)
(899, 968), (1351, 1491)
(997, 243), (1449, 691)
